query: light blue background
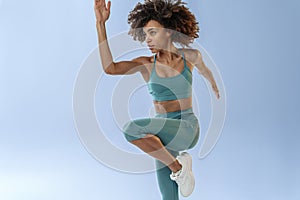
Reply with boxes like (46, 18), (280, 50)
(1, 0), (299, 199)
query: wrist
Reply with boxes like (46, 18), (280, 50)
(96, 21), (106, 26)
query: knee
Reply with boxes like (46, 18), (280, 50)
(122, 120), (146, 142)
(188, 126), (200, 149)
(122, 121), (138, 135)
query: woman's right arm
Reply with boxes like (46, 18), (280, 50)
(94, 0), (145, 75)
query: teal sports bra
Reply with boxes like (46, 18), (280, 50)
(147, 52), (192, 101)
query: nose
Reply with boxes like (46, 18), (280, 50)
(145, 35), (151, 44)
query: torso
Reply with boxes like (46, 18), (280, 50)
(137, 49), (196, 113)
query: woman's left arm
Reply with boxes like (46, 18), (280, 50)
(189, 49), (220, 99)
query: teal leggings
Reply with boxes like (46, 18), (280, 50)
(122, 108), (200, 200)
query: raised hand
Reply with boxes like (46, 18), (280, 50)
(212, 84), (220, 99)
(94, 0), (111, 23)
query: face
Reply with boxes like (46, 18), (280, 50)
(143, 20), (172, 53)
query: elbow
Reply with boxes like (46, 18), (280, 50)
(104, 68), (112, 74)
(103, 63), (115, 75)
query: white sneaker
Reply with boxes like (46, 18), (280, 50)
(170, 152), (195, 197)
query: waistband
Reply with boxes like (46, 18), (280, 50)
(155, 107), (194, 119)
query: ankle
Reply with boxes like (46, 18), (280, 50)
(170, 160), (182, 173)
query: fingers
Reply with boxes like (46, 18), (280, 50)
(94, 0), (110, 10)
(102, 0), (111, 10)
(216, 92), (220, 99)
(107, 1), (111, 10)
(94, 0), (104, 7)
(94, 0), (99, 8)
(212, 86), (220, 99)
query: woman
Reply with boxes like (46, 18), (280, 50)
(94, 0), (220, 199)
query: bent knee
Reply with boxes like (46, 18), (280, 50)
(122, 120), (147, 142)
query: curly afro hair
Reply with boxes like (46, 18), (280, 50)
(128, 0), (199, 47)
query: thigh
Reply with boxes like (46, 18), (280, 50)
(139, 117), (199, 151)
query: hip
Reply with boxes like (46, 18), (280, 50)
(155, 107), (199, 129)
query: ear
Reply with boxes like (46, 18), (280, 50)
(165, 29), (173, 38)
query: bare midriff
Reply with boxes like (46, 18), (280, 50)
(153, 97), (192, 113)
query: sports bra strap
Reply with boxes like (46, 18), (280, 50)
(150, 54), (157, 77)
(151, 51), (189, 76)
(181, 52), (187, 70)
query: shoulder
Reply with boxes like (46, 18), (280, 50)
(132, 55), (155, 64)
(179, 48), (202, 66)
(131, 55), (155, 75)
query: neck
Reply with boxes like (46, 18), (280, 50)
(157, 44), (181, 62)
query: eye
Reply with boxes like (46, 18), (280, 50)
(150, 31), (156, 36)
